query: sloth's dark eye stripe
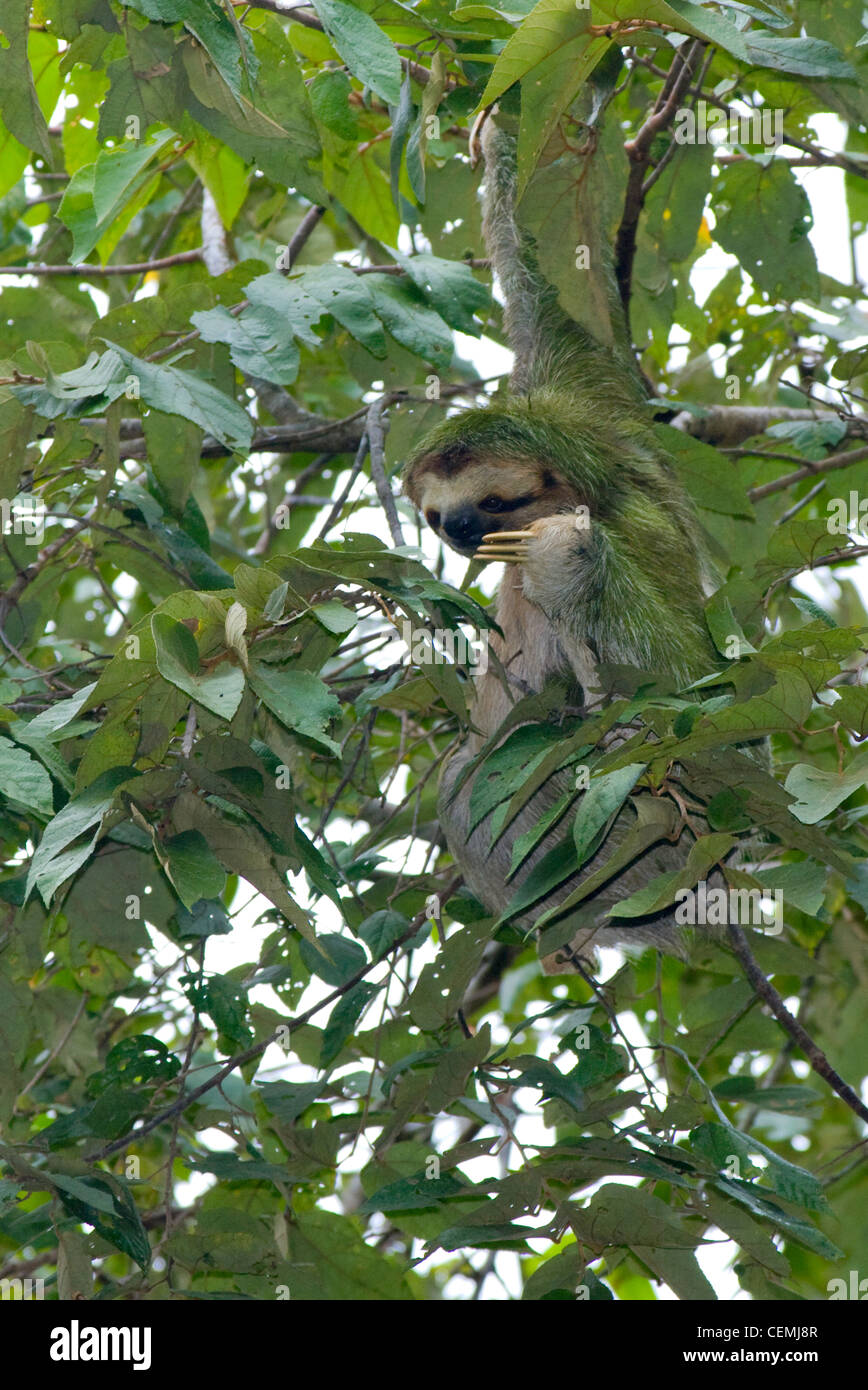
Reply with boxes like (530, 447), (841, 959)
(495, 492), (538, 512)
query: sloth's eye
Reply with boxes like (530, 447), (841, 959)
(425, 509), (441, 529)
(480, 495), (505, 512)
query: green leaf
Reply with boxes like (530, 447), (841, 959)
(51, 1174), (150, 1269)
(308, 0), (403, 106)
(249, 661), (340, 754)
(846, 863), (868, 911)
(321, 981), (378, 1066)
(573, 763), (645, 866)
(91, 133), (174, 225)
(513, 1057), (584, 1114)
(713, 162), (820, 301)
(705, 786), (752, 832)
(300, 932), (367, 986)
(12, 347), (130, 418)
(0, 736), (54, 816)
(790, 595), (837, 628)
(25, 766), (139, 906)
(410, 917), (499, 1030)
(152, 614), (245, 720)
(713, 1077), (823, 1114)
(468, 721), (569, 836)
(302, 263), (388, 357)
(477, 1), (601, 116)
(49, 1172), (118, 1214)
(364, 274), (454, 367)
(437, 1221), (537, 1251)
(500, 836), (577, 923)
(523, 1245), (611, 1300)
(428, 1026), (491, 1112)
(309, 68), (358, 138)
(691, 1123), (827, 1211)
(101, 341), (253, 451)
(192, 303), (301, 385)
(161, 828), (227, 909)
(286, 1209), (412, 1298)
(0, 10), (53, 162)
(203, 973), (252, 1048)
(360, 1172), (468, 1213)
(535, 794), (681, 933)
(784, 747), (868, 823)
(168, 0), (255, 98)
(608, 833), (735, 919)
(187, 1154), (292, 1185)
(89, 1035), (181, 1092)
(754, 860), (827, 915)
(258, 1080), (324, 1124)
(509, 786), (575, 875)
(358, 910), (410, 959)
(661, 425), (754, 517)
(391, 251), (489, 335)
(390, 71), (413, 210)
(713, 1178), (842, 1261)
(310, 599), (358, 635)
(572, 1182), (701, 1249)
(23, 684), (97, 739)
(767, 418), (846, 458)
(744, 34), (857, 80)
(292, 822), (343, 908)
(175, 899), (233, 939)
(702, 1188), (790, 1277)
(171, 792), (316, 941)
(58, 134), (172, 262)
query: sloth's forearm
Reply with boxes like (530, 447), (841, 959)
(521, 521), (714, 687)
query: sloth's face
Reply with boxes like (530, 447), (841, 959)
(406, 457), (577, 558)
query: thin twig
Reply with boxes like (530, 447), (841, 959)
(747, 444), (868, 502)
(315, 429), (370, 540)
(615, 41), (706, 312)
(641, 46), (714, 197)
(128, 180), (202, 298)
(726, 922), (868, 1125)
(1, 250), (203, 276)
(366, 397), (404, 546)
(18, 995), (88, 1100)
(283, 204), (327, 271)
(776, 478), (827, 525)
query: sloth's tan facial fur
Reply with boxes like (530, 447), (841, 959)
(405, 456), (579, 558)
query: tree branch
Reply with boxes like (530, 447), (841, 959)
(671, 405), (853, 449)
(747, 443), (868, 502)
(85, 379), (490, 461)
(365, 397), (404, 546)
(615, 40), (706, 312)
(726, 922), (868, 1125)
(284, 203), (326, 270)
(1, 250), (203, 276)
(0, 515), (91, 631)
(634, 56), (868, 182)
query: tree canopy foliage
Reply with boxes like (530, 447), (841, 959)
(0, 0), (867, 1302)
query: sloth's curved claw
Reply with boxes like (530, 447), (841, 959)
(469, 105), (494, 168)
(476, 529), (535, 564)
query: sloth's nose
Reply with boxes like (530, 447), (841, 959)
(442, 506), (484, 547)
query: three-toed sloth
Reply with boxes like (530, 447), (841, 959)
(404, 116), (722, 971)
